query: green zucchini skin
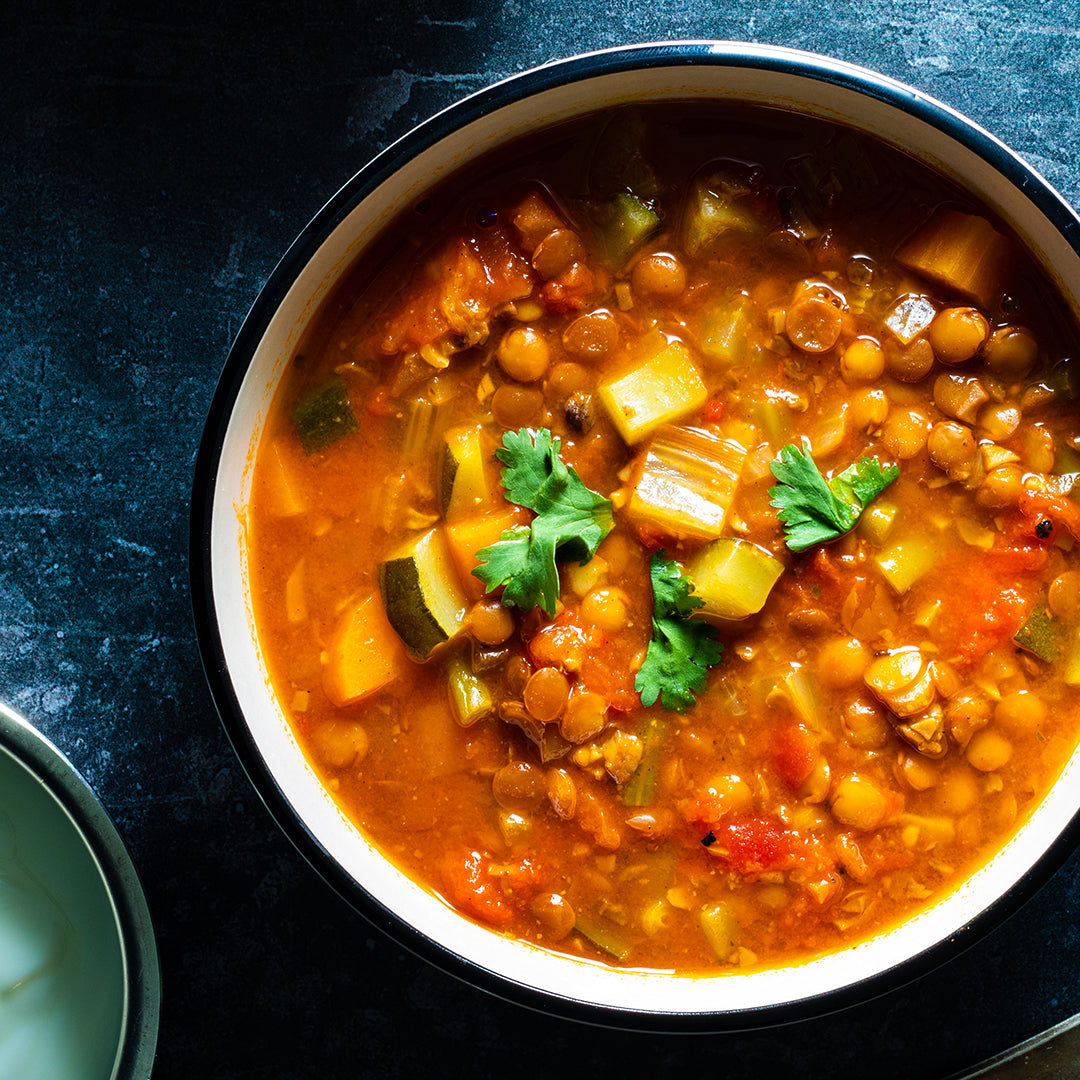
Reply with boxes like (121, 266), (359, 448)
(378, 528), (468, 660)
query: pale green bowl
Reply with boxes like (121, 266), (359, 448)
(0, 703), (159, 1079)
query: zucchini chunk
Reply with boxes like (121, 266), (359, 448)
(686, 537), (784, 621)
(379, 527), (469, 660)
(440, 424), (492, 521)
(594, 192), (661, 269)
(292, 375), (358, 454)
(598, 340), (708, 445)
(682, 163), (762, 258)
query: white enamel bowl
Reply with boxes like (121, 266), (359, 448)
(190, 42), (1080, 1031)
(0, 702), (160, 1076)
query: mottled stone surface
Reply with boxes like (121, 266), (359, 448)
(2, 3), (1079, 1078)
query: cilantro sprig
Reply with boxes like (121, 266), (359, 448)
(635, 553), (724, 713)
(472, 428), (613, 616)
(769, 438), (899, 553)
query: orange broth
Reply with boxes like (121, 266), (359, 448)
(247, 103), (1080, 972)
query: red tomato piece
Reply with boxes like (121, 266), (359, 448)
(772, 723), (819, 791)
(527, 612), (605, 671)
(442, 850), (514, 927)
(705, 815), (800, 876)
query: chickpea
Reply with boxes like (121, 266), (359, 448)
(497, 326), (550, 382)
(816, 636), (870, 688)
(884, 338), (935, 382)
(933, 767), (980, 815)
(504, 655), (533, 697)
(708, 774), (755, 816)
(491, 383), (543, 428)
(946, 692), (991, 749)
(529, 892), (576, 940)
(1049, 571), (1080, 623)
(881, 406), (931, 459)
(994, 691), (1046, 734)
(895, 753), (940, 792)
(311, 722), (369, 769)
(631, 252), (688, 299)
(928, 306), (989, 364)
(580, 587), (630, 633)
(1020, 423), (1056, 474)
(531, 228), (586, 280)
(799, 757), (832, 804)
(546, 767), (578, 819)
(492, 760), (546, 811)
(842, 697), (890, 749)
(846, 387), (889, 433)
(982, 325), (1038, 379)
(560, 691), (608, 744)
(468, 598), (515, 646)
(785, 295), (843, 353)
(562, 310), (618, 360)
(841, 337), (885, 384)
(966, 728), (1013, 772)
(830, 775), (889, 831)
(524, 666), (571, 722)
(975, 463), (1023, 509)
(545, 361), (591, 402)
(927, 420), (977, 476)
(865, 648), (938, 718)
(979, 402), (1021, 442)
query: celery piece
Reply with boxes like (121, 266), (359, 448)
(594, 192), (660, 269)
(1014, 599), (1066, 664)
(687, 537), (784, 621)
(292, 376), (358, 454)
(699, 293), (754, 367)
(858, 500), (898, 546)
(575, 911), (635, 961)
(683, 164), (761, 257)
(770, 664), (823, 729)
(621, 716), (665, 807)
(751, 393), (796, 448)
(699, 902), (740, 962)
(625, 425), (747, 541)
(875, 535), (938, 594)
(446, 655), (493, 726)
(598, 342), (708, 445)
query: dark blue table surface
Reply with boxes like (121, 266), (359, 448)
(3, 4), (1080, 1078)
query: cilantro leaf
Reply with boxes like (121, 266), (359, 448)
(635, 553), (724, 713)
(769, 438), (899, 553)
(472, 428), (613, 616)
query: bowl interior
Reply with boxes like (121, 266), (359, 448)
(0, 703), (159, 1074)
(199, 43), (1080, 1027)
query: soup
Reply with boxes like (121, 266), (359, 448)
(247, 104), (1080, 972)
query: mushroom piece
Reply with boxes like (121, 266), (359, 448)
(893, 704), (948, 759)
(864, 647), (938, 718)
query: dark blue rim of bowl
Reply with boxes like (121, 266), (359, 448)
(0, 703), (161, 1075)
(190, 41), (1080, 1033)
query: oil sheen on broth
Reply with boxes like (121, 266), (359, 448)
(247, 103), (1080, 972)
